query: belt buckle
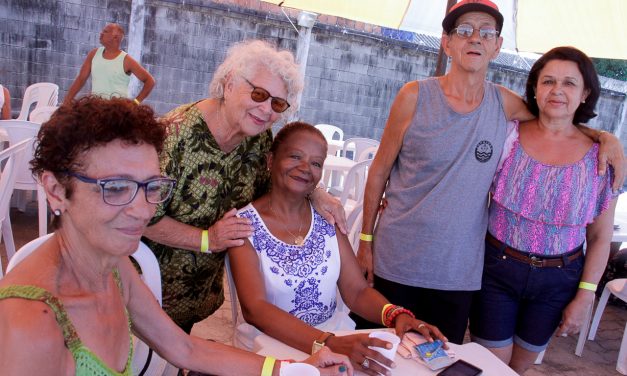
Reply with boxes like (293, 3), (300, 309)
(529, 255), (543, 267)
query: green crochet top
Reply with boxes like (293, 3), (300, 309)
(0, 270), (133, 375)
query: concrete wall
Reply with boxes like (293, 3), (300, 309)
(1, 0), (625, 142)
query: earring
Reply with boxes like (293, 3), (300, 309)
(53, 209), (61, 216)
(582, 99), (586, 103)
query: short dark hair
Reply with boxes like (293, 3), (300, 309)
(31, 96), (166, 196)
(270, 121), (327, 155)
(524, 46), (600, 124)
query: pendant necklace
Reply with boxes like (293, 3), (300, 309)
(268, 199), (305, 246)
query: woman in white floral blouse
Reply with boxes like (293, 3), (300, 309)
(229, 122), (447, 376)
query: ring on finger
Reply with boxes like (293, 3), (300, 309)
(418, 323), (426, 330)
(361, 358), (370, 369)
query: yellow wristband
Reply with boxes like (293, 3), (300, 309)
(261, 356), (276, 376)
(381, 303), (393, 326)
(200, 230), (210, 253)
(579, 282), (597, 292)
(359, 233), (373, 242)
(133, 98), (141, 105)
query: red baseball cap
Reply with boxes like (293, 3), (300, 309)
(442, 0), (504, 34)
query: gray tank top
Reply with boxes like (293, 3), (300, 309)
(374, 78), (507, 290)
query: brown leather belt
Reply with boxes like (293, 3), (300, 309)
(486, 233), (583, 268)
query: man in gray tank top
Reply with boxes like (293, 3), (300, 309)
(355, 0), (625, 346)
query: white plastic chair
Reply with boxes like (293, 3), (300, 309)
(5, 236), (169, 376)
(358, 145), (378, 162)
(29, 105), (58, 124)
(225, 255), (242, 337)
(0, 120), (46, 237)
(315, 124), (344, 142)
(342, 138), (380, 162)
(585, 278), (627, 374)
(346, 203), (363, 251)
(337, 159), (373, 215)
(17, 83), (59, 121)
(534, 301), (593, 365)
(0, 138), (33, 276)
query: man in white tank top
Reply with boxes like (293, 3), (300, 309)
(64, 23), (155, 105)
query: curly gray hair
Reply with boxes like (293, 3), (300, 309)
(209, 40), (304, 117)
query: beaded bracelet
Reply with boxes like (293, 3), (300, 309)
(381, 303), (394, 326)
(383, 304), (415, 328)
(387, 307), (415, 328)
(383, 305), (401, 327)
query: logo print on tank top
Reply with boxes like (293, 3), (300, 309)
(475, 140), (493, 163)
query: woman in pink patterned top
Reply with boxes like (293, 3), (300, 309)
(469, 46), (620, 374)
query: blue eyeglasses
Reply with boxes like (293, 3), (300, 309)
(67, 172), (176, 206)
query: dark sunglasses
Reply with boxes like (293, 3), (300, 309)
(243, 78), (290, 113)
(452, 24), (499, 40)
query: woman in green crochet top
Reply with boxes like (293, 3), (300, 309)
(0, 96), (351, 376)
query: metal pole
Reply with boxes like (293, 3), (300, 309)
(294, 11), (317, 120)
(128, 0), (146, 99)
(434, 0), (457, 76)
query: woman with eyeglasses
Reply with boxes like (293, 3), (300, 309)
(142, 40), (346, 335)
(0, 96), (352, 376)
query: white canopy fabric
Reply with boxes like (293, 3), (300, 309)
(263, 0), (627, 60)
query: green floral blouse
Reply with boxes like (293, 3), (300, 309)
(145, 102), (271, 329)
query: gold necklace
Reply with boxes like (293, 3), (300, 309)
(268, 199), (305, 246)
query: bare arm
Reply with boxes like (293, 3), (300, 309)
(0, 299), (73, 374)
(123, 55), (155, 102)
(335, 228), (446, 343)
(2, 87), (11, 119)
(557, 198), (617, 336)
(229, 237), (376, 374)
(143, 208), (253, 253)
(356, 81), (418, 285)
(64, 49), (97, 105)
(576, 127), (625, 189)
(499, 85), (533, 122)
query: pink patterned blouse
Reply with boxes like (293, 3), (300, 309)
(488, 123), (619, 255)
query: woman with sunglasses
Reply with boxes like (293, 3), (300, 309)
(142, 40), (346, 335)
(0, 96), (352, 376)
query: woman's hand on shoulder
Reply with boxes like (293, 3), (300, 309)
(303, 346), (353, 375)
(597, 131), (626, 191)
(207, 208), (253, 252)
(394, 315), (448, 348)
(310, 189), (347, 234)
(326, 333), (394, 376)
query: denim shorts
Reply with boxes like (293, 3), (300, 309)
(469, 236), (584, 352)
